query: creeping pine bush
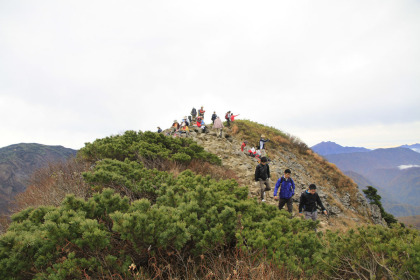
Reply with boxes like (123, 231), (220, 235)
(321, 224), (420, 279)
(0, 163), (323, 279)
(79, 130), (221, 165)
(1, 131), (419, 279)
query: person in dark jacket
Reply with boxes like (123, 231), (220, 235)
(299, 184), (327, 223)
(273, 169), (295, 214)
(211, 111), (217, 124)
(255, 157), (271, 202)
(225, 111), (231, 127)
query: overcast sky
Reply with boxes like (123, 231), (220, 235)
(1, 0), (419, 150)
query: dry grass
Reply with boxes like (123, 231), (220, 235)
(119, 247), (306, 280)
(10, 158), (91, 213)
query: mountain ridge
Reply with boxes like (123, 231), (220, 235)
(320, 146), (420, 217)
(0, 143), (77, 214)
(311, 141), (370, 155)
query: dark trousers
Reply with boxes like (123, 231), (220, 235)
(278, 198), (293, 213)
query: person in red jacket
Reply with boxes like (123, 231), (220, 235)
(196, 116), (207, 133)
(230, 113), (239, 122)
(241, 141), (248, 152)
(198, 106), (205, 119)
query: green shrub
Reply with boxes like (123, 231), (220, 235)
(321, 224), (420, 279)
(0, 164), (326, 279)
(1, 129), (419, 279)
(78, 130), (221, 165)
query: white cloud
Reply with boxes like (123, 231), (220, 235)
(399, 165), (420, 170)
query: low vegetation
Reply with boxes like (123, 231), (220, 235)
(230, 119), (309, 155)
(231, 120), (361, 204)
(0, 128), (418, 279)
(363, 186), (398, 226)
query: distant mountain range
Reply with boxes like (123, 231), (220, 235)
(398, 215), (420, 230)
(400, 143), (420, 153)
(312, 141), (420, 156)
(0, 143), (76, 215)
(311, 141), (370, 155)
(311, 141), (420, 217)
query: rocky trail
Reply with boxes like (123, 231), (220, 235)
(165, 122), (387, 231)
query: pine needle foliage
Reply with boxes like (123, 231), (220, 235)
(79, 130), (221, 165)
(0, 130), (419, 279)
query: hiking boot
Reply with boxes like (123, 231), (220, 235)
(264, 187), (271, 191)
(261, 199), (266, 202)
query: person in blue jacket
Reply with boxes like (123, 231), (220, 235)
(273, 169), (295, 214)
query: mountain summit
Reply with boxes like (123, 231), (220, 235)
(1, 120), (418, 279)
(311, 141), (370, 156)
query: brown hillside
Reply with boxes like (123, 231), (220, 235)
(188, 120), (386, 231)
(398, 215), (420, 230)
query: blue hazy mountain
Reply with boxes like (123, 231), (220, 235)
(322, 146), (420, 217)
(400, 143), (420, 153)
(311, 141), (370, 156)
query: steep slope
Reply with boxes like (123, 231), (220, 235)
(0, 143), (77, 214)
(3, 126), (419, 279)
(189, 120), (386, 229)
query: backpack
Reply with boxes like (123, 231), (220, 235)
(191, 108), (197, 115)
(279, 177), (294, 196)
(225, 113), (229, 120)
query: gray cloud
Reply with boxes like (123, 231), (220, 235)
(0, 0), (419, 149)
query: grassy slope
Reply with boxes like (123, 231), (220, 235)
(228, 120), (375, 227)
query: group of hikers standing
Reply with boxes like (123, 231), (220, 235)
(162, 106), (239, 138)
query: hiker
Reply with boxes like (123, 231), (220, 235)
(255, 156), (271, 202)
(230, 113), (240, 122)
(213, 116), (224, 137)
(182, 116), (190, 126)
(157, 127), (162, 133)
(211, 112), (217, 124)
(225, 111), (231, 127)
(179, 123), (190, 137)
(241, 141), (248, 152)
(248, 146), (256, 157)
(171, 120), (180, 134)
(259, 135), (269, 150)
(198, 106), (205, 119)
(274, 169), (295, 214)
(191, 107), (197, 122)
(299, 184), (327, 224)
(196, 116), (206, 133)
